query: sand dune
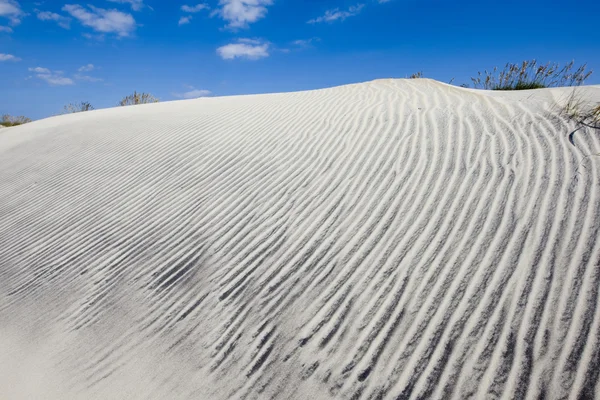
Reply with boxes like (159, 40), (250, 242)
(1, 79), (600, 399)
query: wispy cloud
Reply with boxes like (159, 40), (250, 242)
(106, 0), (145, 11)
(82, 32), (105, 40)
(29, 67), (50, 73)
(78, 63), (95, 72)
(178, 15), (192, 25)
(174, 86), (211, 99)
(0, 25), (13, 32)
(178, 3), (208, 25)
(0, 52), (20, 61)
(213, 0), (273, 29)
(308, 4), (365, 24)
(217, 38), (269, 60)
(28, 66), (74, 86)
(62, 5), (136, 37)
(291, 37), (320, 48)
(36, 10), (71, 29)
(74, 74), (102, 82)
(181, 4), (208, 13)
(0, 0), (25, 25)
(74, 64), (102, 81)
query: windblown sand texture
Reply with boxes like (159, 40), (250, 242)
(1, 80), (600, 399)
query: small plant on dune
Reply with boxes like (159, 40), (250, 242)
(118, 91), (159, 106)
(562, 92), (600, 130)
(1, 114), (32, 127)
(550, 88), (600, 154)
(471, 60), (592, 90)
(593, 105), (600, 125)
(408, 71), (424, 79)
(63, 102), (95, 114)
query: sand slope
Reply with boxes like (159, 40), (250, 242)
(1, 79), (600, 399)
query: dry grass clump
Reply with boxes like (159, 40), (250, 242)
(119, 91), (159, 106)
(409, 72), (424, 79)
(471, 60), (592, 90)
(562, 93), (600, 130)
(1, 114), (32, 127)
(592, 105), (600, 124)
(63, 102), (94, 114)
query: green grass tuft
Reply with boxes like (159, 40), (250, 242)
(119, 91), (159, 106)
(1, 114), (32, 127)
(63, 102), (94, 114)
(493, 82), (547, 91)
(471, 60), (592, 91)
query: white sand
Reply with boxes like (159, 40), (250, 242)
(1, 79), (600, 399)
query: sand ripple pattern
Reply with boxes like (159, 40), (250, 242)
(1, 80), (600, 399)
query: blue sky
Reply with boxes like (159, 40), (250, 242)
(1, 0), (599, 120)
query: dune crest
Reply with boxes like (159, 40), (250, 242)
(1, 80), (600, 399)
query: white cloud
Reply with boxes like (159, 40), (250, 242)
(0, 52), (20, 61)
(308, 4), (365, 24)
(28, 66), (74, 86)
(53, 78), (74, 85)
(106, 0), (145, 11)
(0, 0), (25, 25)
(214, 0), (272, 29)
(182, 89), (211, 98)
(29, 67), (49, 73)
(74, 74), (102, 82)
(82, 32), (104, 40)
(62, 4), (136, 37)
(0, 25), (13, 32)
(181, 4), (208, 13)
(216, 38), (269, 60)
(237, 38), (262, 45)
(36, 10), (71, 29)
(178, 15), (192, 25)
(291, 37), (320, 48)
(179, 3), (208, 25)
(27, 64), (100, 84)
(174, 86), (212, 99)
(292, 39), (310, 46)
(78, 63), (94, 72)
